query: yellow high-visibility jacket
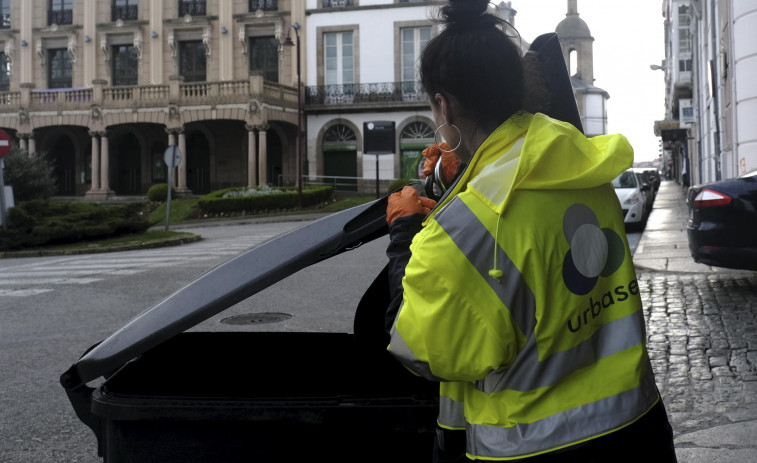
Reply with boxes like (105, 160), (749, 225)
(388, 112), (659, 460)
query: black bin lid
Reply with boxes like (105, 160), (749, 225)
(61, 198), (389, 389)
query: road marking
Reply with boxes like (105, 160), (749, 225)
(0, 288), (53, 296)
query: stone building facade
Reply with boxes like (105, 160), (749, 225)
(0, 0), (305, 199)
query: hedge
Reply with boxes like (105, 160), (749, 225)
(0, 200), (150, 251)
(197, 186), (333, 215)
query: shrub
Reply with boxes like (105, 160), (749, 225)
(2, 148), (57, 201)
(147, 183), (176, 202)
(197, 186), (333, 216)
(0, 200), (150, 250)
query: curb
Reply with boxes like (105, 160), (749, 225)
(0, 234), (203, 259)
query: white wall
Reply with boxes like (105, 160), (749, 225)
(732, 0), (757, 174)
(305, 2), (434, 86)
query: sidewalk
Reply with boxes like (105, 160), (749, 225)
(633, 180), (757, 462)
(634, 180), (725, 273)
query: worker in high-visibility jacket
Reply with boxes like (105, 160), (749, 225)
(384, 1), (677, 461)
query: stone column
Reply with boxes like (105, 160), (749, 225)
(100, 132), (112, 193)
(18, 134), (27, 152)
(88, 131), (100, 191)
(166, 129), (177, 188)
(177, 128), (188, 192)
(256, 123), (269, 186)
(245, 124), (257, 187)
(27, 133), (36, 155)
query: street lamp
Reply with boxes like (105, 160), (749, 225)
(283, 22), (302, 209)
(650, 60), (668, 71)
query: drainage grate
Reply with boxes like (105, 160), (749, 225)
(220, 312), (292, 325)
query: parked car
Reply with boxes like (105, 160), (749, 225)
(686, 169), (757, 270)
(635, 168), (661, 193)
(612, 169), (648, 230)
(635, 171), (655, 216)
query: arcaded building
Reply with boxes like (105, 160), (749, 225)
(0, 0), (306, 199)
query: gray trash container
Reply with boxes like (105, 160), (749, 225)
(61, 198), (439, 462)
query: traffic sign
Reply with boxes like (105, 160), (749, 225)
(164, 145), (181, 168)
(0, 129), (11, 157)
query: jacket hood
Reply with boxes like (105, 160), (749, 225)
(426, 112), (633, 221)
(512, 112), (633, 192)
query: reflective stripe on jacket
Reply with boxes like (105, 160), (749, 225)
(387, 112), (659, 460)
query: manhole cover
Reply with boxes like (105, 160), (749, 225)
(221, 312), (292, 325)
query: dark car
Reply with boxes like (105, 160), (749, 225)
(686, 170), (757, 270)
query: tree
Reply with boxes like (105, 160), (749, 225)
(2, 148), (57, 201)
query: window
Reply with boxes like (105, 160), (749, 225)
(401, 27), (430, 84)
(179, 41), (206, 82)
(112, 44), (139, 86)
(678, 4), (691, 27)
(112, 0), (138, 22)
(48, 0), (73, 26)
(179, 0), (206, 17)
(48, 48), (72, 88)
(679, 58), (692, 72)
(678, 28), (691, 53)
(400, 121), (434, 179)
(0, 0), (10, 29)
(0, 52), (9, 91)
(249, 36), (278, 82)
(325, 31), (353, 86)
(249, 0), (278, 11)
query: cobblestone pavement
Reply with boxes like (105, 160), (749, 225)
(637, 270), (757, 437)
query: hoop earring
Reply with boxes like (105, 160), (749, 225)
(434, 123), (462, 152)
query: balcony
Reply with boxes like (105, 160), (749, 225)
(48, 8), (73, 26)
(322, 0), (354, 7)
(249, 0), (278, 11)
(305, 81), (428, 112)
(179, 0), (206, 17)
(0, 76), (298, 119)
(112, 4), (139, 22)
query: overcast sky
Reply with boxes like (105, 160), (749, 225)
(509, 0), (666, 163)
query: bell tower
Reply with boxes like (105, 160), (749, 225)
(555, 0), (594, 84)
(554, 0), (608, 137)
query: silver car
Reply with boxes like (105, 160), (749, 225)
(612, 170), (648, 230)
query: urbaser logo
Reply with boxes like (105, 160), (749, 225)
(561, 204), (626, 295)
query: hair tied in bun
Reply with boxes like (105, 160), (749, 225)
(440, 0), (498, 30)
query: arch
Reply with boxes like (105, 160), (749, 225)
(186, 130), (211, 194)
(48, 135), (76, 195)
(112, 132), (142, 195)
(39, 127), (85, 196)
(397, 117), (435, 180)
(569, 48), (578, 77)
(318, 120), (360, 191)
(151, 140), (168, 183)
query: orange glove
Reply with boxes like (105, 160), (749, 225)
(422, 143), (460, 186)
(386, 186), (437, 225)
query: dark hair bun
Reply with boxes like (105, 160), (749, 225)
(440, 0), (499, 29)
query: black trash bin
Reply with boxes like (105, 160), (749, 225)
(61, 199), (439, 462)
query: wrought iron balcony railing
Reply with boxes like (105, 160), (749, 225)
(179, 0), (206, 17)
(48, 8), (73, 25)
(112, 4), (139, 22)
(0, 77), (298, 114)
(249, 0), (278, 11)
(323, 0), (354, 7)
(305, 82), (427, 106)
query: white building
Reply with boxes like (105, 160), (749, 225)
(655, 0), (757, 185)
(303, 0), (438, 194)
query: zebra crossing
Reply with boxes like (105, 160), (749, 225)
(0, 225), (298, 298)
